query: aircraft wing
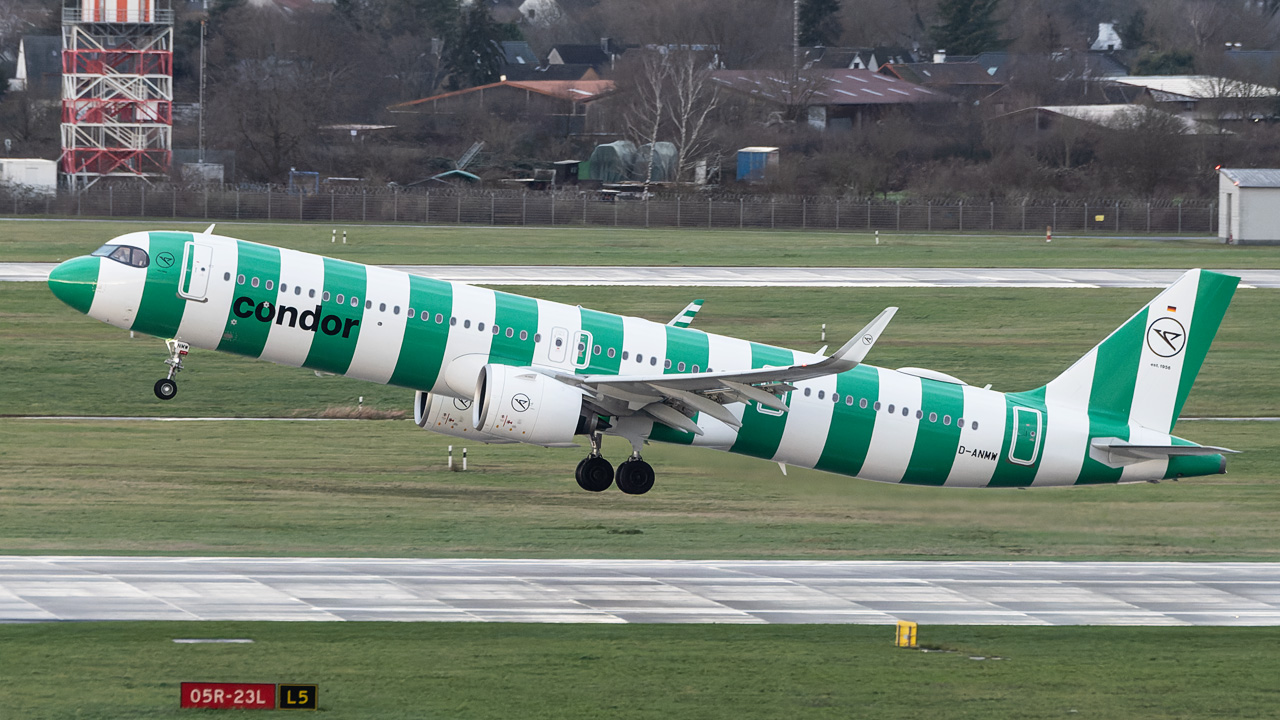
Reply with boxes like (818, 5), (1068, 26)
(552, 307), (897, 434)
(667, 300), (705, 328)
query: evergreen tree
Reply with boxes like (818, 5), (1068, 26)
(1118, 8), (1146, 51)
(930, 0), (1006, 56)
(798, 0), (842, 47)
(444, 3), (504, 90)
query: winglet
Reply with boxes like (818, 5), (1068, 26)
(668, 300), (705, 328)
(818, 306), (897, 373)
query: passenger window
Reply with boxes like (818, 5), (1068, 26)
(437, 314), (445, 324)
(887, 404), (894, 413)
(450, 317), (457, 326)
(367, 300), (374, 310)
(692, 365), (700, 372)
(804, 388), (811, 397)
(281, 283), (288, 292)
(593, 344), (601, 354)
(957, 417), (965, 428)
(294, 286), (302, 296)
(252, 278), (260, 288)
(464, 319), (471, 328)
(875, 401), (882, 411)
(506, 328), (514, 338)
(534, 333), (542, 342)
(902, 407), (909, 417)
(678, 362), (686, 372)
(818, 391), (825, 400)
(493, 326), (501, 335)
(478, 322), (485, 332)
(929, 412), (937, 422)
(350, 296), (358, 307)
(846, 396), (854, 406)
(859, 398), (867, 408)
(607, 348), (616, 358)
(265, 280), (273, 291)
(238, 274), (245, 285)
(943, 415), (951, 425)
(972, 421), (979, 430)
(520, 330), (528, 340)
(394, 306), (400, 315)
(309, 289), (316, 298)
(408, 308), (415, 318)
(915, 410), (923, 419)
(650, 357), (658, 366)
(664, 359), (671, 369)
(223, 272), (231, 281)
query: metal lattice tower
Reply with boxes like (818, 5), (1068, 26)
(61, 0), (174, 190)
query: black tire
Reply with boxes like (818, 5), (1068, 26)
(576, 456), (614, 492)
(615, 459), (655, 495)
(154, 378), (178, 400)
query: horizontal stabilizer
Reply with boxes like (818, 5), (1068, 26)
(1090, 437), (1237, 466)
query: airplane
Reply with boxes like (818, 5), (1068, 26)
(47, 228), (1239, 495)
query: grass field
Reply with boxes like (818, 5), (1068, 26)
(2, 622), (1278, 719)
(1, 417), (1275, 559)
(1, 217), (1275, 268)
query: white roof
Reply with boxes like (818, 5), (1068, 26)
(1220, 168), (1280, 188)
(739, 146), (779, 153)
(1111, 75), (1280, 100)
(1034, 104), (1221, 134)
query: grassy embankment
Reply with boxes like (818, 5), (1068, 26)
(2, 622), (1278, 720)
(0, 217), (1272, 268)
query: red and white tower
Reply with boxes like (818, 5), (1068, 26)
(61, 0), (173, 189)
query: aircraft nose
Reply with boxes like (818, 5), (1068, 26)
(47, 256), (99, 314)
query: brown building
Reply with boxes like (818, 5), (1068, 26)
(388, 80), (617, 135)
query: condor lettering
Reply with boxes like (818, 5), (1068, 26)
(233, 296), (359, 338)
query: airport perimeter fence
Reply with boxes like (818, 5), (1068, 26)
(0, 185), (1220, 235)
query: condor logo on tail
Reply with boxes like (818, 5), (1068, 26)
(232, 296), (360, 338)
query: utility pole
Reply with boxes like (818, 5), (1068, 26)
(793, 0), (800, 69)
(198, 19), (206, 163)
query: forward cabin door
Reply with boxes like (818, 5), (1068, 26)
(178, 242), (214, 301)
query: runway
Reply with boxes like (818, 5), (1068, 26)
(4, 557), (1280, 626)
(4, 263), (1277, 288)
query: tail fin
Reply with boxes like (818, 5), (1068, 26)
(1045, 269), (1238, 433)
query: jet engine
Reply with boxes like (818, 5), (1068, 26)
(472, 364), (586, 447)
(414, 390), (517, 444)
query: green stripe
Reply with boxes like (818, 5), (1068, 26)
(815, 365), (879, 477)
(490, 291), (538, 366)
(579, 308), (624, 375)
(131, 232), (190, 338)
(1172, 271), (1238, 430)
(729, 343), (794, 459)
(649, 416), (697, 445)
(1076, 308), (1147, 484)
(664, 326), (709, 375)
(987, 387), (1048, 488)
(301, 257), (366, 375)
(217, 240), (281, 358)
(388, 275), (453, 391)
(899, 378), (966, 486)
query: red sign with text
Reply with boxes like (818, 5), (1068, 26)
(180, 682), (276, 709)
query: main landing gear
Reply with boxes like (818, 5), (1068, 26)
(575, 431), (655, 495)
(154, 339), (190, 400)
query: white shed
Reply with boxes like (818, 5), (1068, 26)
(1219, 168), (1280, 244)
(0, 158), (58, 195)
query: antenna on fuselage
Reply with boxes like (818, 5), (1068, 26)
(202, 224), (216, 235)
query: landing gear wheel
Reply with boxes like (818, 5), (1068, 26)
(154, 378), (178, 400)
(615, 458), (655, 495)
(575, 456), (615, 492)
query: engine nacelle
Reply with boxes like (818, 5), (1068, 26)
(473, 364), (586, 447)
(413, 390), (517, 444)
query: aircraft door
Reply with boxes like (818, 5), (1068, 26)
(178, 242), (214, 301)
(548, 326), (569, 363)
(572, 330), (593, 368)
(1008, 406), (1042, 466)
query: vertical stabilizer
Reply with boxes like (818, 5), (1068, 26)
(1044, 269), (1238, 433)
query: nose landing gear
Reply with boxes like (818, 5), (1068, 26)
(154, 339), (190, 400)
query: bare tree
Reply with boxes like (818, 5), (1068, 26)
(624, 53), (667, 187)
(665, 50), (719, 183)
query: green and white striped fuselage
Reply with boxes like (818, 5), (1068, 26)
(69, 231), (1229, 488)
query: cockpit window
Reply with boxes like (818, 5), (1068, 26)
(91, 244), (149, 268)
